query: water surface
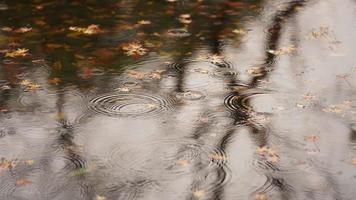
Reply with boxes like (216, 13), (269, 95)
(0, 0), (356, 200)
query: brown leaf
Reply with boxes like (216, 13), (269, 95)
(16, 178), (31, 186)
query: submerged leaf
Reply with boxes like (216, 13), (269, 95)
(70, 167), (87, 177)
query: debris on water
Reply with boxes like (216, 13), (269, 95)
(4, 48), (29, 58)
(137, 20), (151, 25)
(254, 193), (269, 200)
(323, 100), (352, 114)
(193, 190), (205, 198)
(176, 159), (189, 166)
(95, 195), (106, 200)
(232, 28), (246, 35)
(122, 42), (148, 56)
(267, 45), (296, 55)
(69, 24), (101, 35)
(0, 158), (16, 171)
(178, 14), (192, 24)
(256, 146), (280, 163)
(196, 54), (225, 64)
(16, 178), (31, 186)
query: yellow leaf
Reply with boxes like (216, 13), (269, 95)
(193, 190), (205, 198)
(69, 24), (101, 35)
(5, 48), (29, 58)
(28, 83), (41, 90)
(20, 80), (31, 86)
(25, 160), (35, 166)
(232, 29), (246, 35)
(138, 20), (151, 25)
(95, 195), (106, 200)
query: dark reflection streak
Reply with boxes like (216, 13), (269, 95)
(184, 2), (242, 200)
(289, 17), (308, 88)
(54, 90), (91, 199)
(249, 0), (306, 88)
(243, 0), (307, 198)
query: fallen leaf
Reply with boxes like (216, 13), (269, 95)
(267, 45), (296, 55)
(20, 79), (31, 86)
(193, 190), (205, 198)
(95, 195), (106, 200)
(304, 135), (319, 142)
(233, 29), (246, 35)
(192, 68), (209, 74)
(178, 14), (192, 24)
(28, 83), (41, 90)
(138, 20), (151, 25)
(176, 159), (189, 166)
(5, 48), (29, 58)
(0, 158), (16, 170)
(70, 167), (86, 177)
(16, 178), (31, 186)
(211, 153), (228, 162)
(256, 146), (280, 163)
(122, 42), (148, 56)
(247, 67), (264, 76)
(197, 54), (224, 64)
(1, 26), (13, 32)
(48, 77), (61, 85)
(69, 24), (101, 35)
(25, 160), (35, 166)
(126, 70), (146, 79)
(254, 193), (268, 200)
(14, 27), (32, 33)
(352, 158), (356, 165)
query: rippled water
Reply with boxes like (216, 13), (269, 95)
(1, 0), (356, 199)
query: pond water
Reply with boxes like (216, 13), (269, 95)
(0, 0), (356, 199)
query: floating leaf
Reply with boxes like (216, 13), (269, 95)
(48, 77), (61, 85)
(176, 159), (189, 166)
(25, 160), (35, 166)
(197, 54), (224, 64)
(247, 67), (264, 76)
(122, 42), (148, 56)
(323, 100), (352, 114)
(70, 167), (87, 177)
(14, 27), (32, 33)
(267, 45), (296, 55)
(20, 79), (31, 86)
(95, 195), (106, 200)
(178, 14), (192, 24)
(137, 20), (151, 25)
(254, 193), (268, 200)
(211, 153), (228, 162)
(5, 48), (29, 58)
(28, 83), (41, 90)
(0, 158), (16, 171)
(16, 178), (31, 186)
(193, 190), (205, 198)
(116, 87), (131, 92)
(69, 24), (101, 35)
(304, 135), (319, 142)
(256, 146), (280, 163)
(232, 29), (246, 35)
(352, 158), (356, 165)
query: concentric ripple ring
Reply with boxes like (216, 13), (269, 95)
(88, 93), (175, 117)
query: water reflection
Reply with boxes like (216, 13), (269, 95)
(0, 0), (356, 199)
